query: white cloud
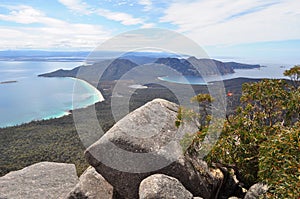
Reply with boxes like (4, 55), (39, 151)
(57, 0), (92, 14)
(58, 0), (146, 26)
(0, 5), (110, 49)
(0, 25), (109, 49)
(141, 23), (155, 28)
(161, 0), (300, 45)
(0, 5), (45, 24)
(138, 0), (152, 11)
(0, 5), (71, 27)
(96, 8), (143, 26)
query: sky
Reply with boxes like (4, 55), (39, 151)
(0, 0), (299, 65)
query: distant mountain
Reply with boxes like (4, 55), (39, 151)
(155, 57), (199, 76)
(117, 51), (183, 65)
(121, 51), (182, 58)
(0, 50), (89, 61)
(39, 59), (138, 82)
(40, 57), (260, 81)
(154, 57), (259, 76)
(0, 50), (182, 62)
(154, 57), (236, 76)
(120, 55), (158, 65)
(223, 61), (260, 69)
(0, 50), (89, 57)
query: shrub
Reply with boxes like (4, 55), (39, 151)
(178, 66), (300, 198)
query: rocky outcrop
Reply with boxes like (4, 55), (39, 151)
(66, 166), (113, 199)
(0, 162), (78, 199)
(85, 99), (220, 199)
(244, 183), (268, 199)
(0, 98), (269, 199)
(139, 174), (193, 199)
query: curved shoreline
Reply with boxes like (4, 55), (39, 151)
(69, 77), (104, 106)
(0, 77), (104, 129)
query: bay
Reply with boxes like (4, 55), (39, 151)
(159, 65), (294, 85)
(0, 61), (103, 128)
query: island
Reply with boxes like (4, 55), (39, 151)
(0, 80), (18, 84)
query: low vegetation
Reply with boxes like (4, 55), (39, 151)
(177, 66), (300, 198)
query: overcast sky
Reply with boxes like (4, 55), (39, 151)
(0, 0), (299, 64)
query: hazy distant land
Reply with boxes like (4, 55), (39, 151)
(0, 80), (17, 84)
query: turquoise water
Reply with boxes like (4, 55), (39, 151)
(0, 61), (103, 128)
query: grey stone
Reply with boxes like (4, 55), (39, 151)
(66, 166), (113, 199)
(139, 174), (193, 199)
(85, 99), (219, 199)
(0, 162), (78, 199)
(244, 183), (268, 199)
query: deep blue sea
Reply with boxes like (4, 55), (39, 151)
(0, 61), (103, 128)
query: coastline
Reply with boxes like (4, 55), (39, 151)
(0, 77), (104, 129)
(69, 77), (105, 107)
(42, 110), (72, 120)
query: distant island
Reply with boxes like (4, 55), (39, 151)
(0, 80), (17, 84)
(0, 50), (88, 62)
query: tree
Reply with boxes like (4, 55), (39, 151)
(284, 65), (300, 89)
(206, 79), (293, 187)
(258, 122), (299, 198)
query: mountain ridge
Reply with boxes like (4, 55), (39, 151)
(39, 57), (260, 81)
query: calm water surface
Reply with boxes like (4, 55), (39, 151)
(159, 65), (293, 85)
(0, 61), (103, 128)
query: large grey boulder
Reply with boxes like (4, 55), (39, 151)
(85, 99), (219, 199)
(139, 174), (193, 199)
(0, 162), (78, 199)
(66, 166), (113, 199)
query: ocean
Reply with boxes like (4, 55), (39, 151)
(0, 61), (103, 128)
